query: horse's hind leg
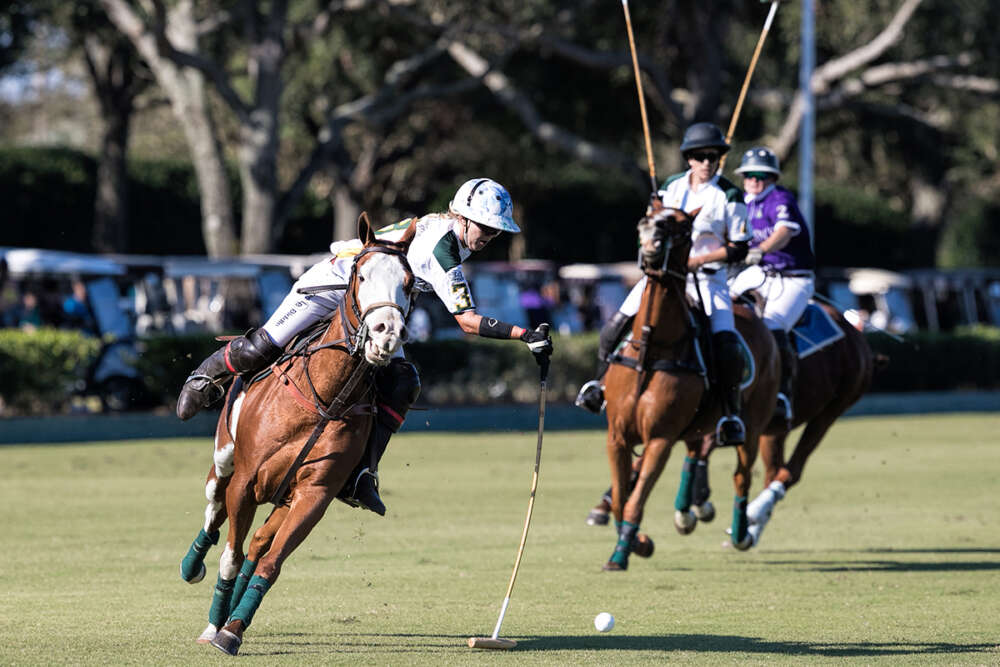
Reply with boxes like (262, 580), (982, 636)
(181, 437), (237, 583)
(588, 457), (641, 526)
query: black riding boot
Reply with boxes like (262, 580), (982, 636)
(339, 359), (420, 515)
(772, 329), (798, 424)
(576, 311), (633, 414)
(713, 331), (746, 446)
(176, 329), (282, 421)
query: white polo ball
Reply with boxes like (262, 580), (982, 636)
(594, 612), (615, 632)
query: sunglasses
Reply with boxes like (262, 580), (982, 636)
(742, 172), (773, 180)
(473, 222), (501, 238)
(686, 151), (721, 163)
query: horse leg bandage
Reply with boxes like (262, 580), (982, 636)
(209, 574), (236, 628)
(228, 558), (256, 618)
(674, 457), (697, 511)
(228, 575), (272, 628)
(181, 528), (219, 582)
(610, 520), (639, 567)
(731, 496), (749, 544)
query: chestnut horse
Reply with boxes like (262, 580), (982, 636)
(589, 301), (881, 549)
(178, 215), (415, 655)
(601, 204), (779, 571)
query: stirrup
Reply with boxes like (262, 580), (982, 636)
(716, 415), (746, 447)
(774, 392), (793, 424)
(575, 380), (606, 414)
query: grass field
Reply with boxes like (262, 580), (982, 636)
(1, 413), (999, 665)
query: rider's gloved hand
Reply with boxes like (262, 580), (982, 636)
(520, 323), (553, 358)
(746, 248), (764, 265)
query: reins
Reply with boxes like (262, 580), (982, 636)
(268, 243), (413, 506)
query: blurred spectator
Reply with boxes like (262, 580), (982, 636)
(542, 280), (583, 335)
(575, 283), (603, 331)
(6, 290), (43, 331)
(519, 280), (554, 329)
(62, 279), (98, 335)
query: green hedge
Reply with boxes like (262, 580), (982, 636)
(0, 328), (101, 414)
(2, 328), (999, 416)
(866, 325), (1000, 392)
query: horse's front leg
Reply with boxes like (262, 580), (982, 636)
(181, 429), (237, 584)
(604, 437), (670, 571)
(213, 486), (335, 656)
(729, 435), (759, 550)
(225, 504), (289, 622)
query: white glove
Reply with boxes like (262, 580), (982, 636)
(746, 248), (764, 265)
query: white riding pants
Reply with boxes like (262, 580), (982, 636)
(730, 266), (814, 332)
(619, 271), (735, 333)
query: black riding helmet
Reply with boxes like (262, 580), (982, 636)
(679, 122), (730, 156)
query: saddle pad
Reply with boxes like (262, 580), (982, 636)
(792, 302), (845, 359)
(735, 330), (755, 391)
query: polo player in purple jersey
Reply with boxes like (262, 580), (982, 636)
(730, 146), (815, 425)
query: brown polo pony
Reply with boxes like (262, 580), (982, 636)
(178, 215), (415, 655)
(602, 204), (779, 571)
(591, 301), (881, 549)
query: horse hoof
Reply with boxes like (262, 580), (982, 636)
(731, 533), (755, 551)
(692, 501), (716, 522)
(181, 561), (206, 584)
(586, 508), (610, 526)
(602, 561), (627, 572)
(210, 629), (242, 656)
(196, 624), (218, 644)
(633, 533), (654, 558)
(673, 509), (697, 535)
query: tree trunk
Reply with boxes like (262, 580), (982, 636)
(100, 0), (237, 257)
(333, 185), (360, 242)
(93, 108), (130, 253)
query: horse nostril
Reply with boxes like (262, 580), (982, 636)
(373, 322), (386, 334)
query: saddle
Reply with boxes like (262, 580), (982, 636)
(608, 299), (755, 390)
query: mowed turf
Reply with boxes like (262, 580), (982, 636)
(1, 413), (999, 665)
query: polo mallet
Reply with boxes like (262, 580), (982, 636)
(621, 0), (657, 191)
(468, 323), (551, 650)
(719, 0), (780, 171)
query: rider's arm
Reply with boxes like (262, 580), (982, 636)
(453, 310), (526, 339)
(756, 225), (794, 254)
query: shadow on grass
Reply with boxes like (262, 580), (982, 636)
(243, 632), (997, 658)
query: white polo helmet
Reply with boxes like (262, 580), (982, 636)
(734, 147), (781, 177)
(449, 178), (520, 233)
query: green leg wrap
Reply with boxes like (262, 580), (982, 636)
(228, 575), (272, 629)
(674, 456), (697, 511)
(180, 528), (219, 581)
(731, 496), (749, 544)
(610, 520), (638, 568)
(228, 558), (256, 617)
(208, 574), (236, 628)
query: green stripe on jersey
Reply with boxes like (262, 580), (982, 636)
(432, 230), (462, 272)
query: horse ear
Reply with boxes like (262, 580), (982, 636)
(686, 207), (703, 222)
(357, 211), (375, 245)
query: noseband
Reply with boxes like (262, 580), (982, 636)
(340, 243), (414, 357)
